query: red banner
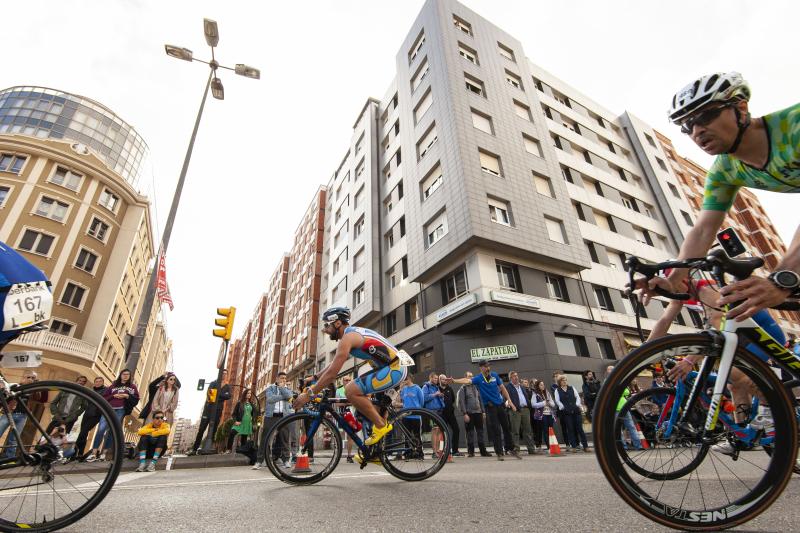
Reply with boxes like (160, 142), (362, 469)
(156, 250), (174, 311)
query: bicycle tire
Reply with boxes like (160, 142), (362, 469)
(594, 333), (797, 531)
(0, 380), (123, 533)
(263, 412), (342, 486)
(379, 408), (450, 482)
(763, 400), (800, 475)
(616, 386), (710, 481)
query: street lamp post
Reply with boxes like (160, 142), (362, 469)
(124, 19), (259, 376)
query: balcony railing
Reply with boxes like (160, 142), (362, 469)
(11, 330), (97, 362)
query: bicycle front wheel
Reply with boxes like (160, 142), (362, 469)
(380, 408), (450, 481)
(593, 333), (797, 531)
(264, 412), (342, 485)
(0, 380), (123, 533)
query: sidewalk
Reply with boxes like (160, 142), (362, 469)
(122, 453), (250, 471)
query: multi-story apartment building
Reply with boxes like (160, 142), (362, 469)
(657, 131), (800, 331)
(0, 86), (170, 389)
(256, 255), (289, 395)
(279, 187), (326, 386)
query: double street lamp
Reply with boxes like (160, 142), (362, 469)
(125, 19), (259, 382)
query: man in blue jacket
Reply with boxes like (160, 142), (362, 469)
(399, 377), (424, 459)
(421, 373), (445, 458)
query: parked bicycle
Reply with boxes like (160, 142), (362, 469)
(263, 389), (450, 484)
(594, 248), (800, 531)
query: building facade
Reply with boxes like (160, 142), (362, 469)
(256, 255), (289, 395)
(0, 86), (170, 428)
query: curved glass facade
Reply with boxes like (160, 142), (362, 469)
(0, 86), (148, 188)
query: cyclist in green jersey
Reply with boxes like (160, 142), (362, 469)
(639, 72), (800, 320)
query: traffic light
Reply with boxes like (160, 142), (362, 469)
(213, 307), (236, 341)
(197, 378), (205, 391)
(716, 227), (746, 257)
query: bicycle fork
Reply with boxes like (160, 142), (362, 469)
(702, 331), (739, 434)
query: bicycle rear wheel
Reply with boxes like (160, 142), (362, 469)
(0, 380), (123, 533)
(263, 412), (341, 485)
(380, 408), (450, 481)
(616, 386), (710, 481)
(593, 333), (797, 531)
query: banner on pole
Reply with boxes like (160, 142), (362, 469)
(156, 250), (174, 311)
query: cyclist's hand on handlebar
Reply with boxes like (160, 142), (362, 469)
(718, 276), (792, 321)
(627, 276), (674, 306)
(292, 392), (310, 411)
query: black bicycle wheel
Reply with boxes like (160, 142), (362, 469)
(264, 412), (342, 485)
(594, 333), (797, 531)
(615, 386), (710, 481)
(379, 408), (450, 481)
(0, 380), (123, 533)
(763, 401), (800, 475)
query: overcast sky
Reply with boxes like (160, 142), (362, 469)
(4, 0), (797, 420)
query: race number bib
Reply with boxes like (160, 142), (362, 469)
(397, 349), (415, 367)
(2, 282), (52, 331)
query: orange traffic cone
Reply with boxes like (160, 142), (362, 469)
(548, 427), (562, 456)
(292, 434), (312, 473)
(634, 423), (650, 450)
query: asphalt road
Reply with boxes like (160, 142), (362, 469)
(65, 453), (800, 532)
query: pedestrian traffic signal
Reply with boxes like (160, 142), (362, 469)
(212, 307), (236, 341)
(197, 378), (205, 391)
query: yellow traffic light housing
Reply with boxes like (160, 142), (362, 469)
(213, 306), (236, 341)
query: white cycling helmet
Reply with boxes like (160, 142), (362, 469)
(668, 72), (751, 124)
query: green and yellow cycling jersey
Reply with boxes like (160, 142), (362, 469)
(702, 102), (800, 211)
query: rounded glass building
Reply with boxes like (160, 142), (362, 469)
(0, 86), (148, 188)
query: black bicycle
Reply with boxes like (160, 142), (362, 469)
(594, 249), (800, 531)
(263, 389), (450, 484)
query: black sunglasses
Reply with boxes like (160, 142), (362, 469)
(154, 416), (165, 420)
(680, 104), (731, 134)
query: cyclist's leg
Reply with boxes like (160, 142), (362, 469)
(347, 362), (407, 428)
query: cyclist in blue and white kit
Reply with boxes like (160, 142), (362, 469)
(292, 307), (407, 460)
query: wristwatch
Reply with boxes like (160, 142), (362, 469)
(767, 270), (800, 294)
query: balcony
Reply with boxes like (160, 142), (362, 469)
(11, 330), (97, 363)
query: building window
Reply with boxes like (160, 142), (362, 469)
(561, 166), (574, 184)
(586, 241), (599, 263)
(411, 58), (429, 92)
(332, 257), (340, 275)
(387, 271), (397, 289)
(353, 187), (364, 211)
(488, 197), (512, 226)
(75, 248), (98, 274)
(545, 217), (567, 244)
(404, 299), (420, 324)
(498, 42), (515, 62)
(49, 319), (73, 337)
(50, 166), (82, 191)
(18, 229), (54, 256)
(0, 185), (9, 206)
(533, 173), (554, 197)
(471, 109), (493, 134)
(594, 286), (614, 311)
(443, 268), (468, 302)
(617, 167), (628, 182)
(546, 275), (569, 302)
(425, 211), (448, 248)
(621, 196), (639, 212)
(513, 100), (532, 121)
(356, 161), (365, 180)
(597, 338), (615, 359)
(88, 217), (110, 242)
(606, 141), (616, 154)
(505, 70), (523, 90)
(416, 123), (438, 160)
(414, 89), (433, 124)
(582, 150), (592, 165)
(553, 93), (572, 108)
(421, 164), (443, 200)
(385, 230), (394, 249)
(593, 180), (604, 197)
(523, 135), (543, 157)
(61, 282), (86, 309)
(383, 196), (393, 214)
(668, 183), (681, 199)
(634, 227), (654, 246)
(645, 133), (657, 147)
(0, 154), (26, 174)
(399, 216), (406, 238)
(458, 42), (478, 64)
(552, 135), (563, 150)
(453, 15), (472, 35)
(479, 150), (502, 177)
(574, 203), (586, 221)
(465, 74), (485, 97)
(496, 261), (520, 292)
(353, 284), (365, 307)
(681, 210), (694, 227)
(353, 248), (365, 273)
(656, 157), (668, 171)
(555, 334), (589, 357)
(35, 196), (69, 222)
(385, 311), (397, 336)
(353, 216), (365, 239)
(98, 189), (119, 213)
(408, 31), (425, 63)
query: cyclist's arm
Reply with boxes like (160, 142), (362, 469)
(307, 332), (360, 395)
(647, 300), (684, 341)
